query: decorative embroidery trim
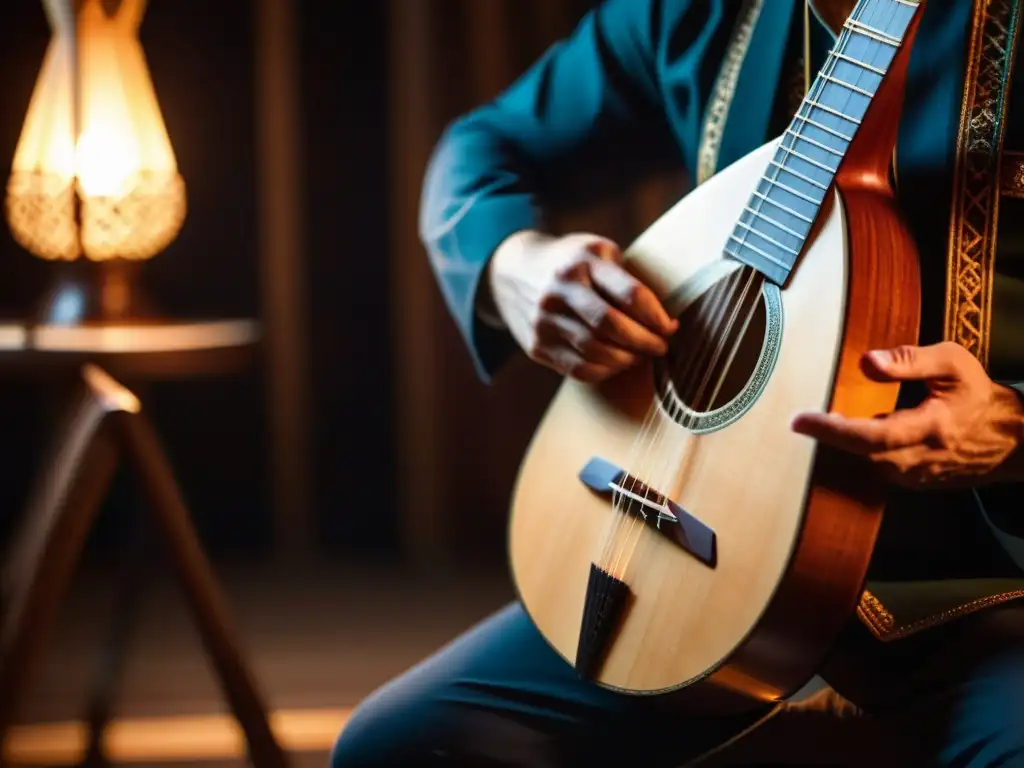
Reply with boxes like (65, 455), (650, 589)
(858, 588), (1024, 642)
(943, 0), (1023, 367)
(858, 0), (1024, 643)
(696, 0), (765, 186)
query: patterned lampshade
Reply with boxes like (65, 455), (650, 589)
(5, 0), (186, 262)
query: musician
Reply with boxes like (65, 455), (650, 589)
(334, 0), (1024, 764)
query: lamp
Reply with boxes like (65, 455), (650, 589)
(5, 0), (185, 325)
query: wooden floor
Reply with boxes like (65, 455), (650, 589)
(4, 561), (841, 767)
(4, 561), (516, 767)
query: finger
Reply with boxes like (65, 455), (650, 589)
(560, 282), (672, 357)
(534, 345), (614, 383)
(864, 343), (965, 383)
(551, 235), (622, 281)
(580, 235), (622, 261)
(791, 407), (938, 455)
(588, 258), (678, 336)
(536, 314), (638, 370)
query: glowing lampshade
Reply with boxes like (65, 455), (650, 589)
(5, 0), (186, 263)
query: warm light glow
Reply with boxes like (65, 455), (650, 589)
(75, 124), (141, 198)
(5, 0), (186, 262)
(3, 707), (350, 765)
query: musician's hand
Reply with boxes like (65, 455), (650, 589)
(791, 342), (1024, 488)
(487, 230), (678, 383)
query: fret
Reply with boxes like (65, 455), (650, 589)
(725, 242), (790, 271)
(744, 206), (806, 241)
(804, 98), (862, 126)
(727, 236), (791, 269)
(777, 143), (837, 175)
(736, 220), (802, 257)
(821, 74), (877, 99)
(785, 128), (847, 159)
(737, 216), (807, 266)
(832, 50), (886, 76)
(792, 113), (853, 144)
(725, 0), (921, 286)
(752, 190), (815, 224)
(769, 160), (830, 192)
(763, 176), (824, 206)
(752, 178), (821, 246)
(845, 18), (901, 47)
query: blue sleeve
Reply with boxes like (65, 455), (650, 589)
(419, 0), (725, 381)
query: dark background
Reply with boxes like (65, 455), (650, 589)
(0, 0), (393, 562)
(0, 0), (674, 573)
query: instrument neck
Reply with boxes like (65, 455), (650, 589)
(726, 0), (921, 286)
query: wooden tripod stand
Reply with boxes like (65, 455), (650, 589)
(0, 364), (287, 767)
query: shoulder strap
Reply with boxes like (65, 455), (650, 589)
(952, 0), (1024, 570)
(944, 0), (1024, 367)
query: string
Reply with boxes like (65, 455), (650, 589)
(597, 4), (848, 585)
(598, 268), (740, 574)
(603, 267), (747, 577)
(605, 3), (864, 572)
(599, 257), (756, 579)
(807, 0), (901, 185)
(593, 0), (907, 601)
(596, 263), (751, 577)
(613, 266), (761, 573)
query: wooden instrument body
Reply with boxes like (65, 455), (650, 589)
(507, 13), (921, 703)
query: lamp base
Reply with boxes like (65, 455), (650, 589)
(31, 259), (161, 327)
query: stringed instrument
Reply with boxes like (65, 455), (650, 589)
(508, 0), (923, 703)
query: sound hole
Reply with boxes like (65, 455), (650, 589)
(654, 268), (779, 432)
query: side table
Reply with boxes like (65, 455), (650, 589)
(0, 320), (288, 768)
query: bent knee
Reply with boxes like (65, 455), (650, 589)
(329, 699), (405, 767)
(933, 656), (1024, 766)
(330, 686), (449, 767)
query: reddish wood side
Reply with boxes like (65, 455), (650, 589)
(694, 10), (925, 705)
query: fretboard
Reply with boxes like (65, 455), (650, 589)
(726, 0), (921, 285)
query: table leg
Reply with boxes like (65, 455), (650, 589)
(1, 367), (288, 768)
(115, 410), (288, 768)
(0, 392), (120, 762)
(79, 519), (151, 768)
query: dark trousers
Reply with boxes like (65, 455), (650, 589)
(331, 599), (1024, 767)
